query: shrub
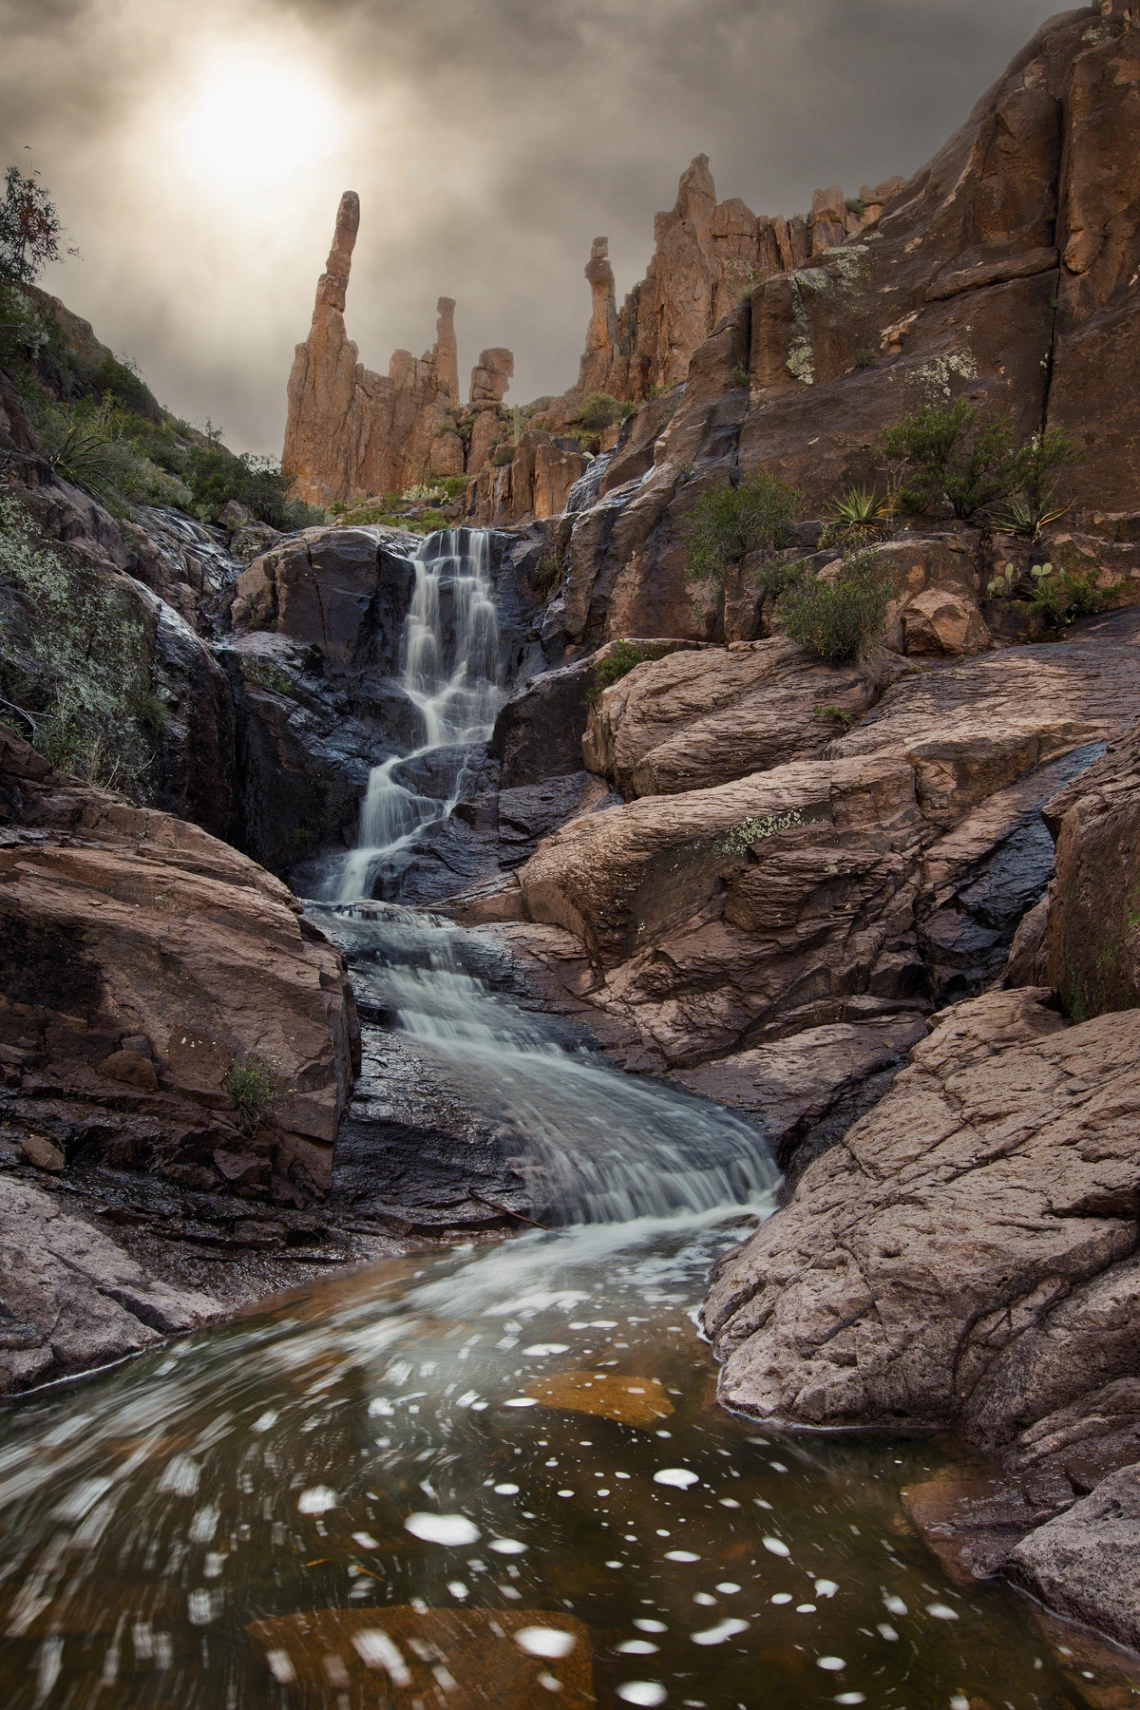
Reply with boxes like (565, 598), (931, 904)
(532, 548), (561, 599)
(573, 393), (635, 435)
(881, 403), (1085, 524)
(684, 466), (801, 583)
(989, 493), (1072, 542)
(223, 1053), (283, 1136)
(777, 547), (898, 663)
(814, 703), (859, 732)
(586, 640), (646, 703)
(186, 442), (323, 530)
(881, 399), (1016, 519)
(440, 474), (471, 501)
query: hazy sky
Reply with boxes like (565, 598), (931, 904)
(1, 0), (1064, 456)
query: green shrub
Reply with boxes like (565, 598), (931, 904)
(440, 474), (471, 500)
(223, 1053), (283, 1136)
(186, 440), (323, 530)
(0, 493), (157, 794)
(684, 466), (801, 583)
(586, 640), (646, 704)
(881, 399), (1016, 519)
(814, 703), (859, 732)
(777, 547), (898, 663)
(881, 403), (1085, 523)
(573, 393), (635, 435)
(532, 548), (561, 599)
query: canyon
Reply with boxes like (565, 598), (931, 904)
(2, 2), (1140, 1698)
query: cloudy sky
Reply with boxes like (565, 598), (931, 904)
(1, 0), (1061, 455)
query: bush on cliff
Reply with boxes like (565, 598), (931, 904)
(186, 438), (322, 530)
(586, 640), (646, 703)
(0, 493), (159, 793)
(684, 466), (801, 583)
(777, 547), (898, 664)
(882, 401), (1084, 523)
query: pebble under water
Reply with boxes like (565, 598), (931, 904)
(0, 1211), (1110, 1709)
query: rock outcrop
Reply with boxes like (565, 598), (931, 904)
(0, 723), (359, 1201)
(284, 193), (484, 505)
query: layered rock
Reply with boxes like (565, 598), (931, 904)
(0, 724), (359, 1201)
(283, 193), (485, 505)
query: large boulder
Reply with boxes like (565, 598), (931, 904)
(0, 724), (359, 1201)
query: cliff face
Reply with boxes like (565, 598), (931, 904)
(283, 192), (473, 505)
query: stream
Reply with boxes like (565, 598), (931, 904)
(0, 532), (1096, 1706)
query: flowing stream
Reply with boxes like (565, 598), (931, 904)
(0, 532), (1100, 1707)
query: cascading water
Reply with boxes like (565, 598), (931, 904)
(333, 528), (504, 903)
(313, 902), (779, 1224)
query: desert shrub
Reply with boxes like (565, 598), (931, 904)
(882, 403), (1085, 524)
(440, 474), (471, 500)
(814, 703), (859, 732)
(573, 393), (635, 435)
(586, 640), (646, 703)
(531, 548), (561, 599)
(492, 444), (514, 467)
(0, 493), (157, 793)
(777, 547), (898, 663)
(882, 399), (1016, 519)
(186, 441), (322, 530)
(223, 1053), (284, 1136)
(684, 466), (801, 583)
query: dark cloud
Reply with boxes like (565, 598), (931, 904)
(0, 0), (1066, 453)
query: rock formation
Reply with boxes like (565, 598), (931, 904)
(283, 192), (490, 504)
(0, 723), (359, 1202)
(569, 156), (901, 407)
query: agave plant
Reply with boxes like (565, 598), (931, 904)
(989, 493), (1072, 542)
(821, 486), (896, 548)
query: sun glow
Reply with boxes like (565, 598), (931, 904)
(167, 47), (344, 195)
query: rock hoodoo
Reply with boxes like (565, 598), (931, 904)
(283, 192), (513, 505)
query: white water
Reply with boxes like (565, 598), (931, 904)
(333, 529), (505, 903)
(314, 903), (780, 1224)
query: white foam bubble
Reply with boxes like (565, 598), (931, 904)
(297, 1487), (337, 1515)
(617, 1684), (667, 1706)
(515, 1627), (576, 1659)
(654, 1469), (698, 1489)
(691, 1619), (749, 1647)
(404, 1514), (480, 1546)
(488, 1538), (527, 1555)
(762, 1536), (790, 1557)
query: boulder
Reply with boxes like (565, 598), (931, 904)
(703, 986), (1140, 1447)
(582, 639), (874, 797)
(0, 723), (359, 1200)
(1008, 1466), (1140, 1654)
(0, 1176), (223, 1396)
(900, 588), (990, 656)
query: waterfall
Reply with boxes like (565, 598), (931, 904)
(334, 528), (505, 903)
(317, 902), (780, 1225)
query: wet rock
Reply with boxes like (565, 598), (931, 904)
(670, 1013), (927, 1181)
(525, 1370), (674, 1428)
(0, 1176), (223, 1396)
(19, 1132), (65, 1174)
(1014, 714), (1140, 1019)
(1009, 1466), (1140, 1655)
(247, 1606), (593, 1710)
(0, 722), (359, 1201)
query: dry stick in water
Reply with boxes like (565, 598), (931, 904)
(470, 1192), (549, 1232)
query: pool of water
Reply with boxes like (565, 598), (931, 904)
(0, 1212), (1092, 1710)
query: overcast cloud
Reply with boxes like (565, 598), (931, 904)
(0, 0), (1064, 454)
